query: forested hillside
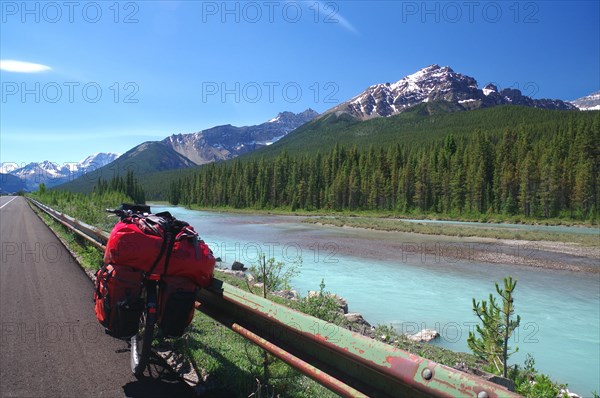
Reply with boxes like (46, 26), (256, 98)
(168, 106), (599, 221)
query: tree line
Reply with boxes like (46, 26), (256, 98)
(33, 171), (146, 230)
(93, 169), (146, 204)
(168, 115), (599, 221)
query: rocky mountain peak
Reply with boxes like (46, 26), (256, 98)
(326, 65), (576, 120)
(162, 109), (319, 165)
(570, 90), (600, 111)
(483, 83), (499, 95)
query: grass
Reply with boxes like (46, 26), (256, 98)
(174, 310), (339, 398)
(303, 216), (600, 248)
(31, 203), (103, 272)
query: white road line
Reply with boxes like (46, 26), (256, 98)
(0, 197), (17, 210)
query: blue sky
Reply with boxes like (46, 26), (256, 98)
(1, 0), (599, 165)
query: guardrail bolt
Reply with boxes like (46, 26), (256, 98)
(422, 368), (433, 380)
(477, 391), (489, 398)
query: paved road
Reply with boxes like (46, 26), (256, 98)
(0, 197), (195, 397)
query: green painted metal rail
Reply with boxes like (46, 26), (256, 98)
(28, 198), (521, 398)
(198, 279), (520, 398)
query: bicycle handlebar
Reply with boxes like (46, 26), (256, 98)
(106, 204), (151, 219)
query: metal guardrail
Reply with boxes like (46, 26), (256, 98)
(28, 198), (521, 398)
(28, 198), (109, 250)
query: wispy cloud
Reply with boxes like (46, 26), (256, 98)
(0, 60), (52, 73)
(307, 1), (358, 34)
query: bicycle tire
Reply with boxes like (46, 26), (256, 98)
(131, 287), (157, 376)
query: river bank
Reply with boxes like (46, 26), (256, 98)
(164, 204), (600, 248)
(178, 204), (598, 228)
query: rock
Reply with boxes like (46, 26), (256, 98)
(253, 282), (264, 289)
(406, 329), (439, 342)
(344, 312), (371, 328)
(246, 274), (256, 284)
(219, 269), (245, 278)
(488, 375), (515, 392)
(272, 290), (299, 301)
(231, 261), (246, 271)
(215, 257), (222, 262)
(559, 388), (581, 398)
(331, 294), (348, 314)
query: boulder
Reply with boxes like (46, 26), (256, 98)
(272, 290), (299, 301)
(344, 312), (371, 328)
(219, 269), (245, 278)
(559, 388), (581, 398)
(331, 294), (348, 314)
(232, 261), (247, 271)
(406, 329), (439, 342)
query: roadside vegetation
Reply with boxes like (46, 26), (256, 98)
(31, 205), (103, 272)
(30, 171), (144, 230)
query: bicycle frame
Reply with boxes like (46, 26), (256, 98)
(131, 273), (161, 376)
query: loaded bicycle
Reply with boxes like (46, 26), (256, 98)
(95, 204), (216, 376)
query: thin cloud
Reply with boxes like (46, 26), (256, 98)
(0, 60), (52, 73)
(307, 1), (358, 34)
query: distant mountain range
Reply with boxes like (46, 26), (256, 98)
(0, 153), (120, 192)
(54, 110), (319, 193)
(570, 90), (600, 111)
(163, 109), (319, 165)
(326, 64), (576, 120)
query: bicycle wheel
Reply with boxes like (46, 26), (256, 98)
(131, 289), (156, 376)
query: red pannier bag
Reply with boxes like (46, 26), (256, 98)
(94, 264), (143, 338)
(103, 220), (163, 273)
(103, 214), (215, 287)
(158, 276), (197, 337)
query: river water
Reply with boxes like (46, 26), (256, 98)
(154, 205), (600, 395)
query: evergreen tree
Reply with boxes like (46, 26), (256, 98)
(468, 277), (521, 377)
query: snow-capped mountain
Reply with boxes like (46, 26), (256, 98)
(163, 109), (319, 165)
(2, 152), (120, 191)
(78, 153), (121, 170)
(327, 65), (576, 120)
(569, 90), (600, 111)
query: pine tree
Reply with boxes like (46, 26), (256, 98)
(468, 277), (521, 377)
